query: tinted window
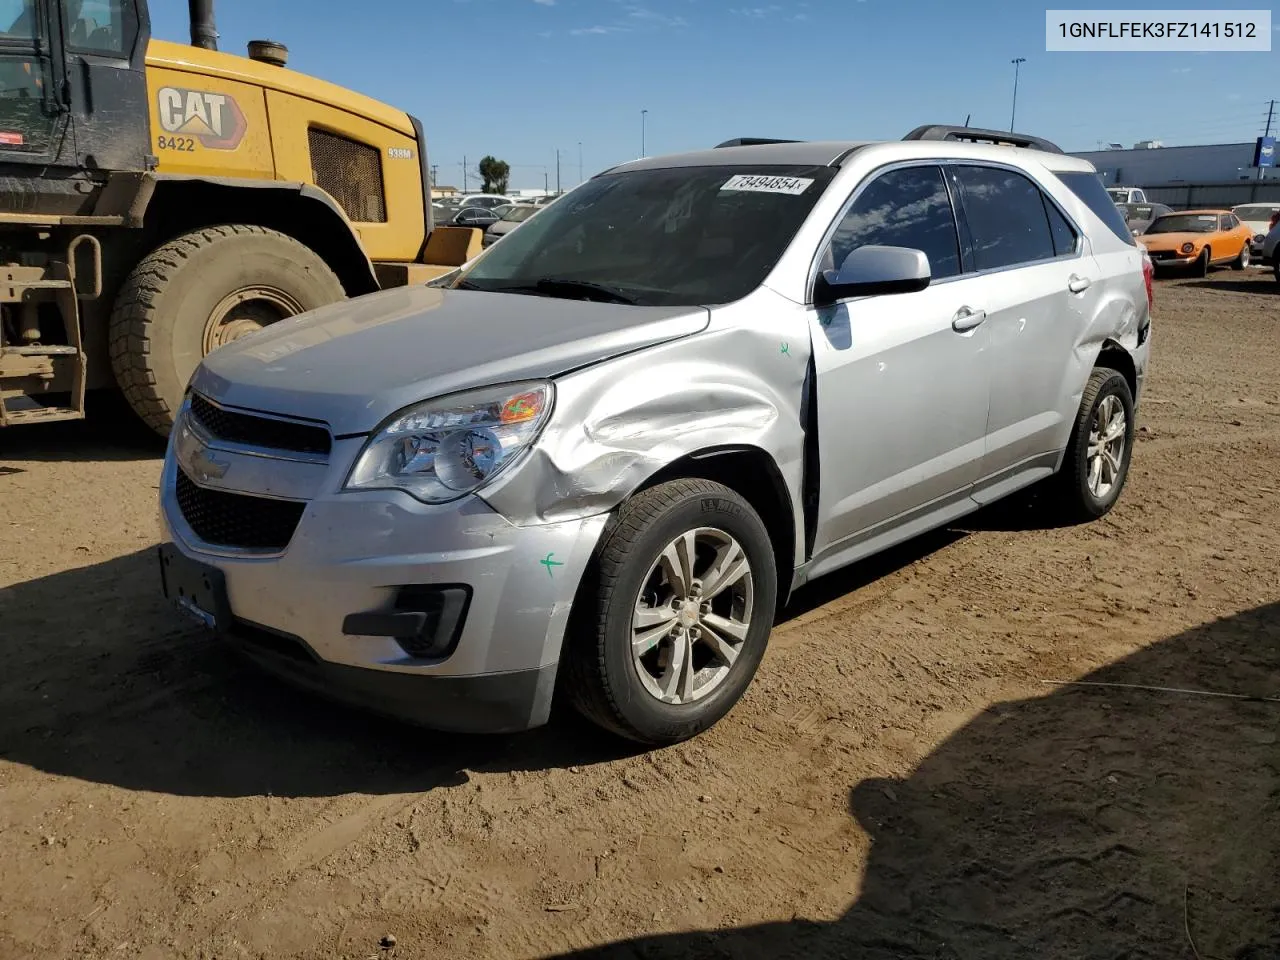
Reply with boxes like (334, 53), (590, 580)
(826, 165), (960, 280)
(1056, 170), (1137, 246)
(954, 166), (1055, 270)
(457, 164), (836, 307)
(63, 0), (133, 55)
(1044, 196), (1078, 256)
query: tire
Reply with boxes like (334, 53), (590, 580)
(561, 478), (778, 745)
(1194, 246), (1210, 277)
(1048, 367), (1136, 524)
(1232, 242), (1250, 270)
(109, 225), (346, 436)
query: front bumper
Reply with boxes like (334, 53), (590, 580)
(159, 440), (608, 733)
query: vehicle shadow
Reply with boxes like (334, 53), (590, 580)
(0, 548), (642, 798)
(1183, 278), (1279, 295)
(543, 601), (1280, 960)
(2, 523), (968, 800)
(0, 393), (165, 464)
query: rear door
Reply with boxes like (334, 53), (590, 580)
(806, 163), (993, 555)
(949, 163), (1101, 492)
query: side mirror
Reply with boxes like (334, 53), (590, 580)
(815, 245), (931, 306)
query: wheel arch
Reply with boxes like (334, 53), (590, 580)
(627, 444), (799, 609)
(138, 175), (380, 298)
(1093, 339), (1137, 398)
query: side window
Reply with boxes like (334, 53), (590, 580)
(826, 165), (961, 280)
(954, 165), (1056, 270)
(62, 0), (135, 56)
(1043, 196), (1079, 256)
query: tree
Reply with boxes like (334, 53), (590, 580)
(478, 155), (511, 194)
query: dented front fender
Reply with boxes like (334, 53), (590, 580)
(480, 289), (813, 570)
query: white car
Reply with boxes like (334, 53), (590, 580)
(457, 194), (516, 210)
(1231, 203), (1280, 257)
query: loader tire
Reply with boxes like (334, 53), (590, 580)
(109, 225), (346, 436)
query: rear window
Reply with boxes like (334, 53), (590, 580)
(1058, 171), (1136, 246)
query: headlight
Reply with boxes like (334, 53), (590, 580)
(344, 381), (553, 503)
(1181, 242), (1195, 254)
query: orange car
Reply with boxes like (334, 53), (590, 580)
(1138, 208), (1255, 275)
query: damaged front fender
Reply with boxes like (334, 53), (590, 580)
(480, 290), (813, 570)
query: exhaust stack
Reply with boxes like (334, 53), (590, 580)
(189, 0), (218, 51)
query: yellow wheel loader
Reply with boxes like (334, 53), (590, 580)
(0, 0), (475, 434)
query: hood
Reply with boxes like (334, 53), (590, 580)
(190, 286), (709, 436)
(1139, 232), (1211, 250)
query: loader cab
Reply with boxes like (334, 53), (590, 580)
(0, 0), (151, 211)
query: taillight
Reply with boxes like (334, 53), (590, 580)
(1141, 248), (1154, 313)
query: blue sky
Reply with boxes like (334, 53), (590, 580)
(152, 1), (1279, 190)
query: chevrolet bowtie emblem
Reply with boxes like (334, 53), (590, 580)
(191, 445), (229, 482)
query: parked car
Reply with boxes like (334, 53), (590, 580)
(1108, 186), (1148, 204)
(457, 194), (516, 210)
(158, 125), (1150, 745)
(1137, 209), (1255, 275)
(1230, 203), (1280, 256)
(1116, 201), (1174, 236)
(435, 205), (503, 231)
(1262, 220), (1280, 281)
(481, 203), (541, 247)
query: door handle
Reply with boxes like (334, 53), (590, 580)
(1068, 274), (1091, 293)
(951, 307), (987, 332)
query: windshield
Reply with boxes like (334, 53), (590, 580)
(453, 164), (836, 306)
(1119, 203), (1157, 221)
(1146, 214), (1219, 235)
(1107, 189), (1127, 202)
(1233, 205), (1278, 221)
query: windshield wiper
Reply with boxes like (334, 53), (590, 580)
(500, 278), (639, 305)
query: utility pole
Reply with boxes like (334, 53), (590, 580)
(641, 109), (648, 157)
(578, 141), (583, 185)
(544, 169), (548, 192)
(1263, 99), (1276, 180)
(429, 164), (438, 188)
(1009, 58), (1025, 133)
(555, 148), (561, 194)
(461, 155), (468, 193)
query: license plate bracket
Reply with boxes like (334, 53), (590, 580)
(158, 544), (230, 632)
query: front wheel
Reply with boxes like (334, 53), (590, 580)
(561, 478), (778, 745)
(1194, 246), (1211, 277)
(1047, 367), (1136, 524)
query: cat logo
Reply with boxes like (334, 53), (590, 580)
(156, 87), (247, 150)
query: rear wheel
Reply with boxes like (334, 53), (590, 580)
(1047, 367), (1135, 524)
(561, 479), (778, 745)
(109, 225), (346, 436)
(1232, 242), (1250, 270)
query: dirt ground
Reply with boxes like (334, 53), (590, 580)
(2, 271), (1278, 960)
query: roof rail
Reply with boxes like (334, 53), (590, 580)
(902, 124), (1064, 154)
(713, 137), (802, 148)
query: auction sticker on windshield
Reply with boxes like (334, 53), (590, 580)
(720, 174), (814, 195)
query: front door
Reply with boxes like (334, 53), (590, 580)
(807, 163), (992, 557)
(0, 0), (68, 166)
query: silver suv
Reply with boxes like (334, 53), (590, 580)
(158, 124), (1152, 746)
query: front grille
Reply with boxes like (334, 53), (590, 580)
(176, 469), (306, 551)
(189, 393), (331, 456)
(308, 127), (387, 223)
